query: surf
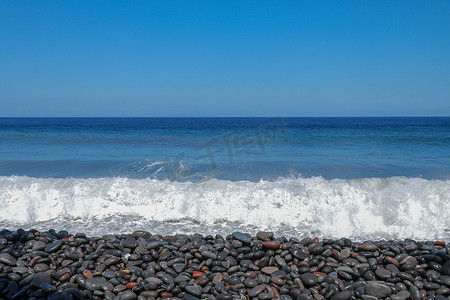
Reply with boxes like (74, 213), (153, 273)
(0, 175), (448, 241)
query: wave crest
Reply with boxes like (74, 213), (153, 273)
(0, 176), (448, 240)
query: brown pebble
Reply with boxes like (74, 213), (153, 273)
(314, 294), (324, 300)
(404, 244), (418, 251)
(257, 232), (274, 240)
(82, 269), (93, 279)
(261, 266), (279, 275)
(49, 255), (57, 266)
(332, 249), (339, 261)
(385, 256), (399, 267)
(294, 277), (305, 290)
(61, 260), (73, 267)
(29, 256), (42, 268)
(434, 241), (446, 247)
(193, 271), (204, 278)
(313, 272), (327, 278)
(126, 282), (138, 289)
(270, 277), (284, 285)
(355, 263), (370, 268)
(201, 266), (209, 272)
(269, 286), (280, 300)
(420, 289), (427, 298)
(162, 235), (178, 241)
(262, 241), (281, 249)
(161, 292), (173, 298)
(400, 256), (418, 264)
(141, 291), (158, 298)
(59, 273), (71, 282)
(326, 262), (338, 268)
(281, 243), (290, 250)
(212, 274), (223, 283)
(358, 243), (377, 251)
(196, 275), (209, 285)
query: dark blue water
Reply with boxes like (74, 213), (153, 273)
(0, 117), (449, 180)
(1, 117), (449, 239)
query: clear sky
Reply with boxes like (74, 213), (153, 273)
(0, 1), (449, 117)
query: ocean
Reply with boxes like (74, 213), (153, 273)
(0, 117), (449, 241)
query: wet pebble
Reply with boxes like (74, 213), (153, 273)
(40, 282), (57, 293)
(300, 272), (318, 287)
(0, 253), (17, 266)
(262, 241), (281, 249)
(44, 239), (64, 253)
(365, 282), (392, 298)
(0, 229), (448, 300)
(185, 285), (202, 296)
(391, 290), (411, 300)
(330, 290), (352, 300)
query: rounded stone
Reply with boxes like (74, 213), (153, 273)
(30, 272), (52, 288)
(0, 253), (17, 266)
(44, 240), (64, 253)
(249, 285), (266, 297)
(262, 241), (281, 249)
(85, 277), (108, 291)
(185, 286), (202, 297)
(259, 292), (273, 300)
(82, 269), (93, 279)
(365, 282), (392, 298)
(122, 237), (138, 248)
(126, 282), (138, 289)
(391, 291), (411, 300)
(300, 272), (318, 287)
(257, 232), (274, 240)
(232, 232), (251, 244)
(330, 290), (352, 300)
(34, 263), (50, 272)
(442, 260), (450, 275)
(358, 243), (377, 251)
(41, 282), (57, 293)
(261, 266), (279, 274)
(375, 268), (391, 280)
(119, 290), (138, 300)
(385, 256), (399, 267)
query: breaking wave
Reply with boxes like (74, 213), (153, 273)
(0, 175), (448, 241)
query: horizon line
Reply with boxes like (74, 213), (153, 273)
(0, 115), (449, 118)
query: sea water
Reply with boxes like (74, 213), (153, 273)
(0, 117), (449, 240)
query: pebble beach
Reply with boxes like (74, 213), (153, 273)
(0, 229), (449, 300)
(2, 1), (450, 299)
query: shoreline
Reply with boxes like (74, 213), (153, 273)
(0, 229), (449, 300)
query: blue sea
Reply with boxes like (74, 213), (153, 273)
(0, 117), (449, 240)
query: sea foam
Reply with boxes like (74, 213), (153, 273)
(0, 176), (448, 240)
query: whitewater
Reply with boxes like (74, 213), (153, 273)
(1, 175), (448, 241)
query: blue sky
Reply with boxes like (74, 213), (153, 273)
(0, 1), (449, 117)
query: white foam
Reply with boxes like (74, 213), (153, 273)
(0, 176), (448, 240)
